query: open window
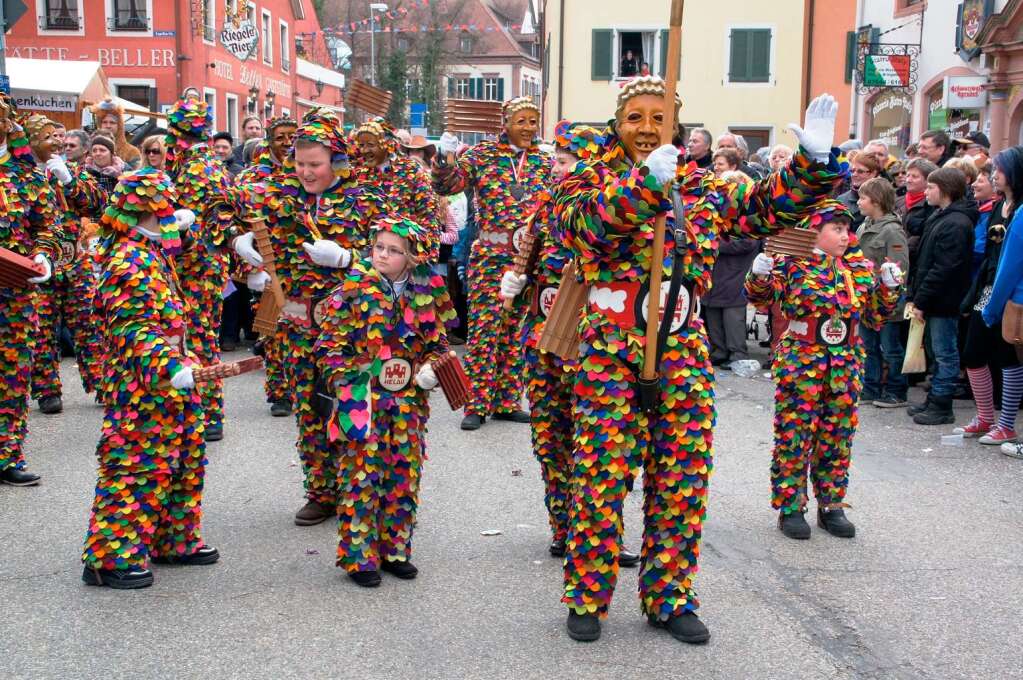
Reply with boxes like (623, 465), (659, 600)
(592, 29), (664, 81)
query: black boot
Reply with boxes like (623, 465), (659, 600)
(380, 559), (418, 579)
(269, 399), (292, 417)
(566, 611), (601, 642)
(82, 565), (154, 589)
(817, 507), (856, 538)
(492, 410), (531, 423)
(619, 548), (640, 568)
(349, 570), (382, 588)
(460, 414), (484, 431)
(907, 394), (931, 416)
(151, 546), (220, 565)
(0, 467), (41, 487)
(38, 396), (63, 414)
(778, 511), (811, 539)
(913, 394), (954, 426)
(648, 611), (711, 644)
(549, 537), (566, 557)
(204, 423), (224, 441)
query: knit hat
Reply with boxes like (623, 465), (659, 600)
(90, 135), (116, 154)
(553, 120), (606, 162)
(796, 199), (853, 232)
(100, 168), (180, 251)
(166, 96), (212, 142)
(290, 107), (351, 179)
(371, 215), (433, 264)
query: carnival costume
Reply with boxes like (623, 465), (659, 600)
(164, 97), (239, 440)
(553, 78), (844, 641)
(315, 217), (455, 584)
(82, 169), (216, 590)
(744, 201), (901, 538)
(434, 97), (552, 427)
(89, 97), (142, 169)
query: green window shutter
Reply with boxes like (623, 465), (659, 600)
(448, 78), (455, 98)
(729, 29), (749, 82)
(659, 29), (669, 77)
(497, 78), (504, 101)
(845, 31), (856, 84)
(749, 29), (771, 82)
(591, 29), (613, 81)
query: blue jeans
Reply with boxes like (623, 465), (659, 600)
(862, 321), (907, 399)
(926, 316), (961, 398)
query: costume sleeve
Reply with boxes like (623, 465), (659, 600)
(23, 170), (60, 261)
(314, 279), (374, 388)
(859, 274), (902, 331)
(716, 148), (847, 240)
(983, 209), (1023, 326)
(744, 267), (780, 308)
(435, 144), (480, 196)
(63, 167), (108, 219)
(412, 164), (444, 253)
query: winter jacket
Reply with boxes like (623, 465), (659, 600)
(971, 199), (995, 277)
(898, 192), (936, 264)
(837, 187), (865, 232)
(908, 198), (979, 317)
(983, 203), (1023, 327)
(703, 236), (759, 308)
(857, 212), (909, 319)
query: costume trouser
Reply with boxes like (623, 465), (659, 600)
(524, 346), (575, 542)
(82, 392), (207, 569)
(263, 325), (290, 404)
(286, 321), (337, 506)
(31, 269), (104, 399)
(563, 326), (715, 622)
(0, 290), (37, 471)
(463, 243), (525, 416)
(336, 399), (425, 572)
(770, 341), (860, 514)
(703, 305), (749, 363)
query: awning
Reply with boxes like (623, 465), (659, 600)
(6, 58), (109, 113)
(297, 58), (345, 90)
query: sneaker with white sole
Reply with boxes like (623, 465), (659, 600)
(1001, 442), (1023, 459)
(979, 425), (1019, 446)
(953, 417), (995, 438)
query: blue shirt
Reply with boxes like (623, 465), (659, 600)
(983, 205), (1023, 326)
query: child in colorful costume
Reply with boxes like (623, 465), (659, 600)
(0, 95), (58, 487)
(315, 216), (455, 587)
(233, 108), (386, 526)
(433, 97), (553, 430)
(553, 77), (845, 643)
(164, 96), (239, 442)
(26, 113), (108, 411)
(82, 169), (218, 590)
(744, 200), (902, 539)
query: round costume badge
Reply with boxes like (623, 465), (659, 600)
(313, 298), (329, 326)
(637, 281), (690, 335)
(512, 226), (528, 253)
(379, 358), (413, 391)
(539, 287), (558, 318)
(822, 318), (848, 345)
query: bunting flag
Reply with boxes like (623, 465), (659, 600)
(323, 0), (527, 36)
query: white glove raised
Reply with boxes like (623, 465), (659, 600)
(45, 156), (73, 185)
(787, 94), (838, 163)
(174, 208), (196, 231)
(233, 231), (263, 267)
(302, 239), (351, 269)
(438, 132), (460, 156)
(499, 270), (528, 301)
(415, 363), (439, 390)
(170, 365), (195, 391)
(879, 261), (903, 288)
(27, 253), (52, 284)
(751, 253), (775, 278)
(643, 144), (681, 186)
(247, 270), (271, 292)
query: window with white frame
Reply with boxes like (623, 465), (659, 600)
(225, 94), (239, 139)
(483, 77), (500, 101)
(111, 0), (149, 31)
(202, 0), (215, 42)
(41, 0), (81, 31)
(453, 77), (470, 99)
(261, 10), (273, 66)
(591, 28), (663, 80)
(204, 89), (217, 130)
(279, 20), (290, 72)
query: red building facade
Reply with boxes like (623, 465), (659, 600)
(5, 0), (344, 136)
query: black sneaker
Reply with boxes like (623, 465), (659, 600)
(566, 611), (601, 642)
(873, 394), (909, 408)
(549, 537), (566, 557)
(619, 548), (640, 568)
(778, 511), (811, 539)
(380, 559), (418, 579)
(859, 391), (881, 403)
(82, 565), (154, 589)
(204, 423), (224, 442)
(269, 399), (292, 417)
(151, 546), (220, 566)
(460, 414), (484, 431)
(492, 410), (531, 423)
(38, 396), (63, 414)
(817, 507), (855, 538)
(349, 570), (381, 588)
(648, 611), (710, 644)
(0, 467), (41, 486)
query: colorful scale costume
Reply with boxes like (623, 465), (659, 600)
(743, 202), (900, 514)
(315, 217), (455, 572)
(82, 170), (208, 570)
(255, 109), (386, 507)
(437, 130), (552, 418)
(553, 125), (843, 621)
(165, 97), (238, 433)
(0, 112), (59, 473)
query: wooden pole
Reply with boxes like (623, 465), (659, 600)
(641, 0), (685, 382)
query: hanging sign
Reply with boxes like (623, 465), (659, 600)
(862, 54), (911, 88)
(943, 75), (987, 109)
(221, 19), (259, 61)
(956, 0), (994, 62)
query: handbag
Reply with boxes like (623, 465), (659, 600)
(1003, 300), (1023, 346)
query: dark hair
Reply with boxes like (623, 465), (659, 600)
(978, 161), (993, 178)
(920, 130), (951, 153)
(712, 148), (741, 170)
(927, 167), (968, 202)
(859, 176), (896, 214)
(993, 146), (1023, 201)
(213, 131), (233, 145)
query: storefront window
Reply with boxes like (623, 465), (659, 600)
(926, 83), (982, 138)
(868, 90), (912, 156)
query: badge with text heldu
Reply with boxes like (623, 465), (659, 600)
(221, 19), (259, 61)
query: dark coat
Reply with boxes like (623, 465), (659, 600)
(898, 195), (936, 264)
(908, 198), (979, 317)
(837, 187), (866, 232)
(705, 237), (759, 308)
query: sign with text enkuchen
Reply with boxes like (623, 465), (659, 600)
(944, 75), (987, 109)
(220, 19), (259, 61)
(862, 54), (911, 88)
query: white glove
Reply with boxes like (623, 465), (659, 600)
(302, 239), (351, 269)
(499, 270), (528, 301)
(174, 209), (196, 231)
(751, 253), (775, 278)
(45, 156), (72, 185)
(415, 363), (438, 390)
(233, 231), (263, 267)
(880, 261), (903, 288)
(643, 144), (681, 186)
(247, 270), (271, 292)
(170, 366), (195, 391)
(438, 132), (460, 156)
(787, 94), (838, 162)
(27, 254), (52, 284)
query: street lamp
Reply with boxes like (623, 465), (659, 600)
(369, 2), (388, 86)
(264, 89), (276, 118)
(247, 84), (259, 114)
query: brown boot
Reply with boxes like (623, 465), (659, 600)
(294, 500), (333, 526)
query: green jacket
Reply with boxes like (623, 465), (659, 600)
(857, 213), (909, 320)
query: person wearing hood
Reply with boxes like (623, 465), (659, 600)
(856, 177), (910, 407)
(90, 97), (141, 170)
(81, 169), (217, 590)
(906, 167), (979, 425)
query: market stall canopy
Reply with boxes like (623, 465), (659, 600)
(6, 58), (109, 115)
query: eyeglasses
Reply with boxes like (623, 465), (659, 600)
(851, 168), (874, 175)
(145, 148), (162, 155)
(372, 243), (408, 258)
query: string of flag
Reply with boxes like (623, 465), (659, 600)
(323, 0), (527, 36)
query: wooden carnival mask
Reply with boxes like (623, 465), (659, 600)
(269, 125), (297, 163)
(25, 117), (57, 162)
(614, 76), (681, 164)
(504, 103), (540, 150)
(355, 131), (389, 168)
